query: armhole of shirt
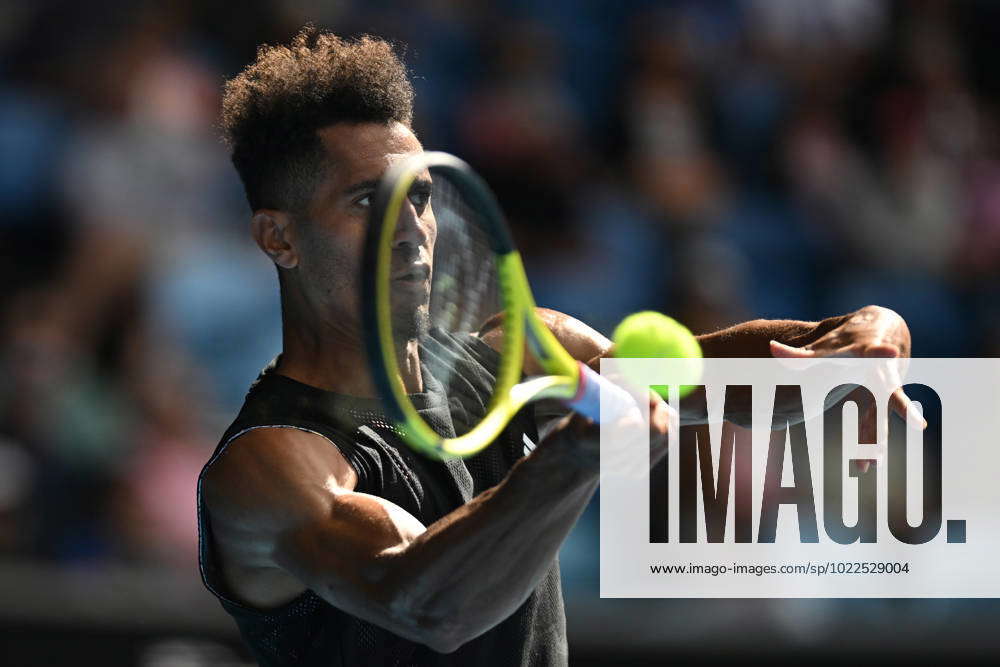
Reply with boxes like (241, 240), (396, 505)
(196, 424), (365, 616)
(215, 424), (367, 492)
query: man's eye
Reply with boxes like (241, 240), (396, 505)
(356, 193), (372, 208)
(409, 190), (431, 209)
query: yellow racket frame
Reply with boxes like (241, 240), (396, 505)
(369, 153), (582, 459)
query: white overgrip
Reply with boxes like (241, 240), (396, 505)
(565, 362), (641, 424)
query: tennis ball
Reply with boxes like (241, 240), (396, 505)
(611, 311), (703, 399)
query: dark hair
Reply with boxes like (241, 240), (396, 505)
(221, 27), (414, 213)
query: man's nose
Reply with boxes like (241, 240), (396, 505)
(392, 198), (428, 249)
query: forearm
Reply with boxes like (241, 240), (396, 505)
(696, 314), (850, 358)
(384, 433), (597, 651)
(679, 313), (850, 424)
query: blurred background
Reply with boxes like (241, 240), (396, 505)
(1, 0), (998, 664)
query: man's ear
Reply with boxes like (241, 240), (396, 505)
(251, 210), (298, 269)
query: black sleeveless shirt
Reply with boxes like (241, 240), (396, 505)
(197, 329), (568, 666)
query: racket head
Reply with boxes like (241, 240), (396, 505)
(363, 151), (551, 459)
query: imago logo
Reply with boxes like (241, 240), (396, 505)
(601, 359), (999, 598)
(648, 383), (966, 546)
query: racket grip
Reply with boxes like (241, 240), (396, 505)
(565, 362), (640, 424)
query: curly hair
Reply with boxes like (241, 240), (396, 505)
(222, 27), (414, 213)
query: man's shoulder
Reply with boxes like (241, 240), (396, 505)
(202, 426), (357, 531)
(199, 426), (332, 608)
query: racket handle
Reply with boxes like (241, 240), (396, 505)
(565, 362), (640, 424)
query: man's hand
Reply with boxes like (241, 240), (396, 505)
(769, 305), (925, 472)
(769, 305), (911, 360)
(542, 390), (672, 478)
(769, 305), (923, 426)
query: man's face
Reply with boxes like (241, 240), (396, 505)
(294, 121), (435, 343)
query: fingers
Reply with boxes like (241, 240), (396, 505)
(863, 343), (900, 358)
(890, 386), (927, 430)
(856, 397), (877, 474)
(585, 353), (603, 373)
(770, 340), (816, 358)
(832, 342), (900, 359)
(858, 397), (877, 443)
(648, 393), (673, 465)
(772, 336), (902, 361)
(770, 339), (893, 360)
(844, 380), (922, 478)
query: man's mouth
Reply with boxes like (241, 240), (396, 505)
(391, 263), (431, 282)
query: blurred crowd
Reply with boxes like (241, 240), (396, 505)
(0, 0), (997, 586)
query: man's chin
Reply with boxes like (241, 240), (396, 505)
(391, 310), (430, 343)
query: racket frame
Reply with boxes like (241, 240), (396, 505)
(363, 152), (581, 459)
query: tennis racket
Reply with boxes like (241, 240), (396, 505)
(361, 151), (637, 459)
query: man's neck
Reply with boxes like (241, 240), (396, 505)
(277, 309), (423, 397)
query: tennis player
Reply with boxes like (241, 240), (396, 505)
(197, 28), (914, 666)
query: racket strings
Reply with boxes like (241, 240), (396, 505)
(388, 170), (502, 438)
(427, 175), (499, 334)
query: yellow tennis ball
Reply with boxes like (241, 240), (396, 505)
(611, 311), (703, 399)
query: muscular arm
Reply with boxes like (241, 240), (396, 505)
(480, 307), (891, 366)
(696, 306), (911, 358)
(478, 307), (847, 429)
(695, 315), (848, 357)
(203, 413), (655, 653)
(478, 308), (613, 376)
(479, 309), (616, 439)
(497, 305), (911, 426)
(202, 309), (623, 653)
